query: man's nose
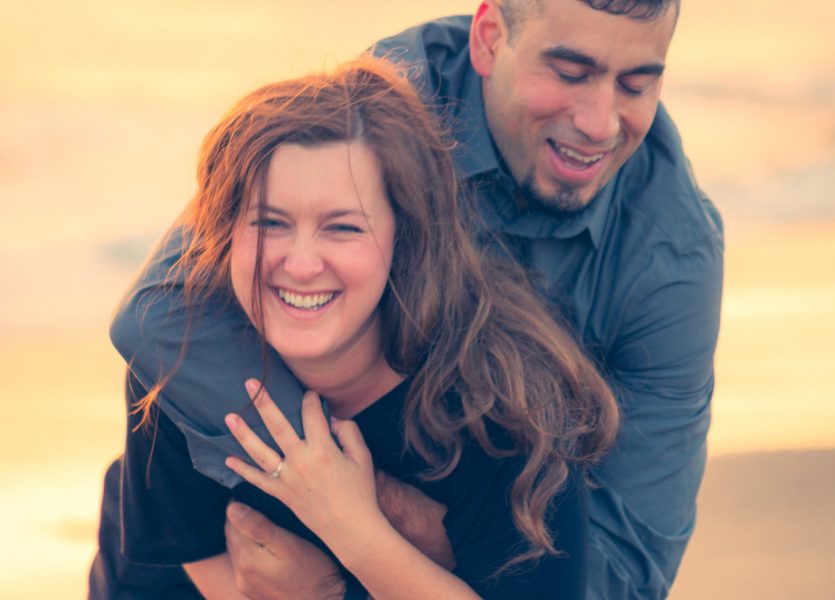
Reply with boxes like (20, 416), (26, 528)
(573, 83), (620, 144)
(283, 237), (325, 281)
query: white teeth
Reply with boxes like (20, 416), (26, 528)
(554, 143), (604, 164)
(277, 289), (336, 310)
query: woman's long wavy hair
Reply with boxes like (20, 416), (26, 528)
(141, 55), (618, 567)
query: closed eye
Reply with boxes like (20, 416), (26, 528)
(618, 70), (662, 97)
(326, 223), (364, 234)
(558, 71), (589, 85)
(617, 79), (657, 97)
(250, 217), (287, 229)
(618, 81), (644, 97)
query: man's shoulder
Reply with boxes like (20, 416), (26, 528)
(614, 103), (723, 261)
(371, 15), (495, 178)
(371, 15), (473, 96)
(372, 15), (472, 62)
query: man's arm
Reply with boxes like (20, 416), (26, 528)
(224, 472), (454, 600)
(183, 553), (249, 600)
(588, 233), (723, 600)
(110, 226), (305, 486)
(225, 503), (347, 600)
(373, 470), (456, 569)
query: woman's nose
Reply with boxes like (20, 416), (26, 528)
(282, 238), (325, 281)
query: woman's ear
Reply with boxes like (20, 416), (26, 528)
(469, 1), (505, 78)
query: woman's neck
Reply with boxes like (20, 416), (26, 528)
(285, 347), (405, 419)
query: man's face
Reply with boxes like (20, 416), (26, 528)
(475, 0), (678, 212)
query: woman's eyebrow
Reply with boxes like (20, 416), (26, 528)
(254, 205), (369, 219)
(322, 209), (369, 219)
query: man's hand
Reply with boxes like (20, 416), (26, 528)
(224, 502), (346, 600)
(224, 471), (454, 600)
(374, 470), (455, 570)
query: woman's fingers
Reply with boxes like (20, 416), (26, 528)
(330, 418), (372, 468)
(225, 454), (285, 497)
(245, 379), (302, 455)
(225, 412), (283, 474)
(299, 390), (332, 447)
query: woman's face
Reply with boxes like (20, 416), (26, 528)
(229, 140), (396, 372)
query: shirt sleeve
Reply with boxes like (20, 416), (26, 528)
(587, 231), (723, 599)
(109, 227), (306, 469)
(121, 370), (231, 565)
(444, 444), (588, 600)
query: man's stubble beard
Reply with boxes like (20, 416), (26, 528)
(518, 170), (592, 216)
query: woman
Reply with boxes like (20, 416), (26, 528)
(121, 56), (618, 598)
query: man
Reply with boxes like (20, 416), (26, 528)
(90, 1), (722, 598)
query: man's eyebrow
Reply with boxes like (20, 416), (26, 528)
(542, 46), (600, 70)
(542, 45), (666, 77)
(622, 63), (666, 77)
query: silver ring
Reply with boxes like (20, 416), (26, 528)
(268, 460), (284, 480)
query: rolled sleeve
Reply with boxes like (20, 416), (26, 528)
(587, 232), (723, 599)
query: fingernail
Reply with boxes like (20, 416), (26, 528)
(227, 501), (250, 522)
(225, 413), (239, 429)
(245, 379), (260, 396)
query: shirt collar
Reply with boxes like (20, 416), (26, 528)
(574, 177), (614, 249)
(482, 177), (613, 249)
(449, 66), (501, 180)
(449, 61), (618, 250)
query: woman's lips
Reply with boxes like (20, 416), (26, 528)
(276, 288), (338, 311)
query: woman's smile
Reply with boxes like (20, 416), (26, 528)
(229, 140), (396, 371)
(274, 287), (339, 312)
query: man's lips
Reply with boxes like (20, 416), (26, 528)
(545, 139), (609, 182)
(547, 139), (608, 167)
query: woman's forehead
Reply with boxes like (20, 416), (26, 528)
(252, 141), (390, 216)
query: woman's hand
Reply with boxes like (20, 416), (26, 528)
(226, 380), (480, 600)
(224, 379), (386, 554)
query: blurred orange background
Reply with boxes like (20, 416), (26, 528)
(1, 1), (833, 598)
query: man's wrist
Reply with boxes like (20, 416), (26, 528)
(322, 573), (349, 600)
(374, 469), (454, 569)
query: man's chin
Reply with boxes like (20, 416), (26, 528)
(520, 174), (594, 215)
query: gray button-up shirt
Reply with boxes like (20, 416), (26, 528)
(370, 17), (724, 599)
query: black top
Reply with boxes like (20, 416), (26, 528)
(123, 372), (588, 599)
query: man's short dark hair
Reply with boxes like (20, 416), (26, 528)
(584, 0), (679, 20)
(497, 0), (542, 40)
(498, 0), (680, 40)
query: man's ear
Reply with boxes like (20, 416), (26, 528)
(469, 1), (505, 78)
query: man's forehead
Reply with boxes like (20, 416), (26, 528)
(524, 0), (678, 31)
(534, 0), (678, 20)
(519, 0), (678, 63)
